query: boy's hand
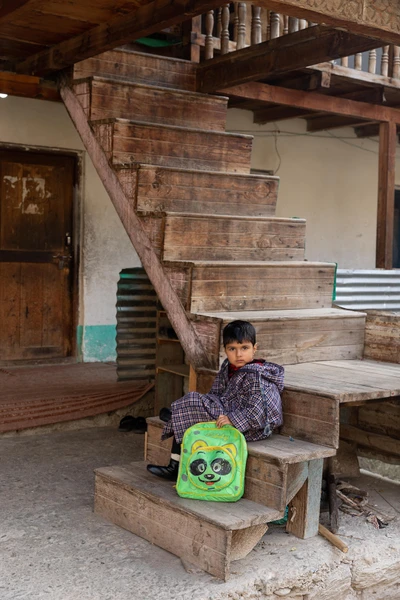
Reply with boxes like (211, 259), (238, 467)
(216, 415), (233, 428)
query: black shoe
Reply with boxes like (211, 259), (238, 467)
(147, 459), (179, 482)
(159, 407), (172, 423)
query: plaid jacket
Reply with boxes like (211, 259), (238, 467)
(162, 358), (284, 443)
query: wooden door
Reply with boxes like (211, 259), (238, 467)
(0, 150), (75, 361)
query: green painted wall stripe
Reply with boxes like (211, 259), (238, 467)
(76, 325), (117, 362)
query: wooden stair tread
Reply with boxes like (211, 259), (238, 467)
(95, 462), (280, 529)
(146, 418), (335, 464)
(194, 308), (367, 320)
(90, 117), (253, 139)
(74, 75), (228, 104)
(284, 359), (400, 402)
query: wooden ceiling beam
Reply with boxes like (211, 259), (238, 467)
(14, 0), (224, 76)
(197, 25), (379, 94)
(0, 71), (60, 101)
(256, 0), (400, 47)
(221, 82), (400, 124)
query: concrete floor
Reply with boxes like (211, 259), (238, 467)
(1, 427), (399, 600)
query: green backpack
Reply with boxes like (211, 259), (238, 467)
(176, 422), (248, 502)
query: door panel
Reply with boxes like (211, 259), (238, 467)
(0, 150), (75, 361)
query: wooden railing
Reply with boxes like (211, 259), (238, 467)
(191, 8), (400, 80)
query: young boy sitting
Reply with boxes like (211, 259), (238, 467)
(147, 320), (284, 481)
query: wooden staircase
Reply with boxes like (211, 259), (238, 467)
(63, 48), (400, 580)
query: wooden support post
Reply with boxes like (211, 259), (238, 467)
(59, 81), (212, 371)
(376, 121), (397, 269)
(286, 458), (323, 539)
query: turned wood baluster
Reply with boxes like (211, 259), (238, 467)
(393, 46), (400, 79)
(251, 6), (262, 45)
(381, 45), (389, 76)
(237, 2), (247, 49)
(288, 16), (299, 33)
(354, 53), (362, 70)
(299, 18), (307, 30)
(233, 3), (238, 42)
(266, 10), (271, 40)
(270, 12), (280, 38)
(217, 7), (222, 39)
(221, 4), (230, 54)
(341, 56), (349, 67)
(283, 15), (289, 35)
(368, 49), (377, 74)
(205, 10), (214, 60)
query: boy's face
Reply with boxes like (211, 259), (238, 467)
(224, 339), (257, 368)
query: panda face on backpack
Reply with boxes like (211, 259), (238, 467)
(177, 422), (248, 502)
(188, 440), (237, 492)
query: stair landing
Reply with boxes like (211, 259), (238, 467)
(284, 358), (400, 403)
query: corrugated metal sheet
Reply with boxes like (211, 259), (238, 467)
(116, 268), (157, 382)
(334, 269), (400, 311)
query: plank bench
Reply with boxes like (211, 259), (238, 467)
(94, 462), (280, 580)
(145, 416), (335, 539)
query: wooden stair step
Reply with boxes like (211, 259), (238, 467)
(282, 358), (400, 453)
(92, 119), (252, 173)
(73, 49), (196, 91)
(146, 417), (334, 522)
(95, 461), (280, 580)
(74, 76), (228, 130)
(162, 213), (306, 261)
(117, 165), (279, 217)
(163, 261), (336, 312)
(284, 358), (400, 402)
(191, 307), (366, 367)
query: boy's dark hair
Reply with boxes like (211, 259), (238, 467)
(223, 320), (256, 346)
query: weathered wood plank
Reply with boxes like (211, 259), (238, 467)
(93, 120), (252, 173)
(133, 166), (278, 216)
(341, 424), (400, 458)
(281, 389), (339, 448)
(163, 214), (306, 262)
(77, 78), (228, 131)
(60, 82), (212, 370)
(73, 49), (196, 91)
(197, 25), (380, 93)
(286, 458), (323, 539)
(0, 71), (60, 101)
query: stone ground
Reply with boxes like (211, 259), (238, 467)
(1, 427), (399, 600)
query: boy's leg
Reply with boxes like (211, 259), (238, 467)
(147, 436), (180, 481)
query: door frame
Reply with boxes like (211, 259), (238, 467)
(0, 141), (83, 364)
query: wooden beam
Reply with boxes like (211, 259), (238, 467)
(221, 82), (400, 123)
(376, 121), (397, 269)
(15, 0), (224, 76)
(59, 80), (212, 371)
(197, 25), (380, 93)
(253, 0), (400, 47)
(0, 71), (60, 101)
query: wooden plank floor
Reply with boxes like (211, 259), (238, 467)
(0, 363), (153, 432)
(284, 359), (400, 403)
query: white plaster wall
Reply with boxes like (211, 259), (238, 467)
(227, 109), (400, 269)
(0, 96), (139, 329)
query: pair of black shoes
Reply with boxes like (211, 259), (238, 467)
(147, 459), (179, 482)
